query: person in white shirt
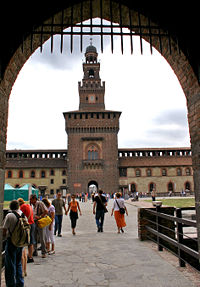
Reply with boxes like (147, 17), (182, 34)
(111, 192), (128, 233)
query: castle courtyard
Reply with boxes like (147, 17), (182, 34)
(10, 199), (198, 287)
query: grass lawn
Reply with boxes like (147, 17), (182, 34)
(144, 197), (195, 208)
(3, 201), (29, 209)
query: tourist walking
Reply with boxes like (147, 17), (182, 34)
(111, 192), (128, 233)
(93, 190), (107, 232)
(3, 200), (25, 287)
(66, 194), (82, 235)
(52, 191), (67, 237)
(30, 194), (48, 258)
(18, 198), (35, 263)
(42, 198), (55, 254)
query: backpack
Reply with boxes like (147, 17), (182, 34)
(9, 211), (31, 247)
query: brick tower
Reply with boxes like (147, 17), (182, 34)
(63, 42), (121, 194)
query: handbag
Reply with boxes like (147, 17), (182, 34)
(98, 195), (108, 213)
(37, 215), (52, 228)
(115, 200), (125, 214)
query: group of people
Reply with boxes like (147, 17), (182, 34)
(2, 190), (128, 287)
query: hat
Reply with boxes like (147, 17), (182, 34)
(18, 198), (25, 204)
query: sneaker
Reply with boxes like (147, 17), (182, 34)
(27, 257), (34, 263)
(42, 254), (46, 258)
(37, 246), (42, 251)
(57, 234), (62, 237)
(48, 251), (55, 255)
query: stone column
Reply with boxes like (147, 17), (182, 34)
(0, 84), (8, 280)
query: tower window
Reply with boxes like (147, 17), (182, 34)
(89, 69), (94, 78)
(88, 146), (98, 160)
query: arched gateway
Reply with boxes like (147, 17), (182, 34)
(0, 1), (200, 272)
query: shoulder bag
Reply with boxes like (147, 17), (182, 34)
(115, 199), (125, 214)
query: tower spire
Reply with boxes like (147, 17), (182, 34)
(78, 43), (105, 111)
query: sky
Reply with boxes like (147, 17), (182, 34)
(6, 21), (190, 150)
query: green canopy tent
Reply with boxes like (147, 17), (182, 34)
(4, 184), (39, 201)
(4, 184), (16, 201)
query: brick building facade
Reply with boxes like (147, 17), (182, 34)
(4, 45), (193, 197)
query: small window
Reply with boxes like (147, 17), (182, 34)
(136, 169), (141, 177)
(50, 189), (54, 195)
(119, 168), (127, 177)
(19, 170), (23, 178)
(62, 170), (66, 176)
(50, 179), (54, 184)
(30, 170), (35, 178)
(41, 170), (46, 178)
(7, 170), (12, 178)
(177, 168), (182, 176)
(147, 169), (151, 177)
(50, 169), (54, 176)
(63, 179), (66, 184)
(186, 167), (191, 176)
(162, 169), (167, 176)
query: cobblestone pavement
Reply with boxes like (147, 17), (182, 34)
(4, 199), (199, 287)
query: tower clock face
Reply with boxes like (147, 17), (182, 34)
(88, 94), (95, 103)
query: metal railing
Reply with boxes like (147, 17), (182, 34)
(143, 206), (199, 270)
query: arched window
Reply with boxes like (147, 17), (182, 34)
(7, 170), (12, 178)
(88, 146), (98, 160)
(149, 183), (155, 192)
(135, 169), (141, 177)
(19, 170), (23, 178)
(185, 181), (191, 191)
(30, 170), (35, 178)
(89, 69), (94, 78)
(62, 170), (66, 176)
(185, 167), (191, 176)
(177, 168), (182, 176)
(168, 182), (174, 192)
(131, 183), (137, 192)
(146, 169), (152, 177)
(41, 170), (46, 178)
(50, 169), (54, 176)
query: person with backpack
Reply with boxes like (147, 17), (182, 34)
(18, 198), (35, 263)
(3, 200), (26, 287)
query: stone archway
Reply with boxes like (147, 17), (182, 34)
(1, 0), (200, 269)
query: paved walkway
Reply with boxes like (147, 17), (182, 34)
(3, 199), (199, 287)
